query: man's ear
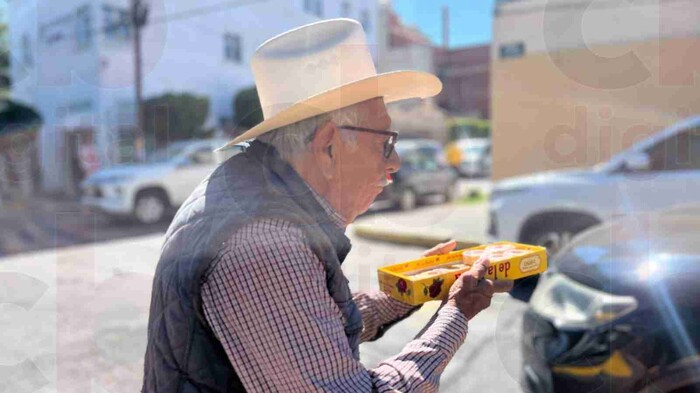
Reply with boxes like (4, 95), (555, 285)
(311, 121), (337, 179)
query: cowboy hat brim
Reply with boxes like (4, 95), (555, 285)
(217, 70), (442, 151)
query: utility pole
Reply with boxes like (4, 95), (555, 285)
(131, 0), (148, 162)
(442, 6), (449, 50)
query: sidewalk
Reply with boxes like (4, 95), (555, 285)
(353, 200), (490, 248)
(0, 194), (168, 257)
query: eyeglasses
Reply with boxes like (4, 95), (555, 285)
(338, 125), (399, 159)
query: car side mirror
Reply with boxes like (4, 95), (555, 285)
(623, 152), (651, 172)
(190, 151), (214, 165)
(175, 156), (193, 168)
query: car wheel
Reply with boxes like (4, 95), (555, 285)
(444, 182), (458, 202)
(522, 222), (577, 256)
(134, 190), (168, 225)
(398, 188), (417, 211)
(532, 229), (572, 254)
(520, 214), (600, 255)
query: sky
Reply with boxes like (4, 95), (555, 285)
(392, 0), (494, 48)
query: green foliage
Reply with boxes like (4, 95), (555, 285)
(457, 190), (487, 205)
(233, 86), (263, 130)
(0, 22), (10, 95)
(0, 100), (42, 136)
(144, 93), (209, 143)
(447, 117), (491, 140)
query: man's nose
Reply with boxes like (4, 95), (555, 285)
(386, 149), (400, 174)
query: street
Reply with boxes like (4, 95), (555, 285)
(0, 179), (528, 393)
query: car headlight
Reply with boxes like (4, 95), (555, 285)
(530, 273), (638, 330)
(489, 186), (531, 201)
(98, 175), (133, 184)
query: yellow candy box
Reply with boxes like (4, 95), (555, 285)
(377, 241), (547, 305)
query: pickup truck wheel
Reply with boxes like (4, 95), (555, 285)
(398, 188), (417, 211)
(444, 183), (458, 202)
(134, 191), (168, 225)
(529, 228), (573, 255)
(520, 214), (600, 255)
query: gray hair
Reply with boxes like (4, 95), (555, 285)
(256, 106), (360, 161)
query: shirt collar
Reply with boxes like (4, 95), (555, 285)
(307, 186), (347, 229)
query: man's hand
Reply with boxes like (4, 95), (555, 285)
(445, 256), (513, 320)
(423, 240), (457, 257)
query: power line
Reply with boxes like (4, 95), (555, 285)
(148, 0), (271, 25)
(495, 0), (696, 17)
(38, 0), (270, 42)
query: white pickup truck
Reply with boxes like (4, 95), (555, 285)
(81, 139), (246, 224)
(489, 115), (700, 254)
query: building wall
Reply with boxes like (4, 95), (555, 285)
(434, 45), (490, 118)
(10, 0), (378, 192)
(492, 36), (700, 180)
(491, 0), (700, 180)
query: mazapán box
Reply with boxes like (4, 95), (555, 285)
(378, 241), (547, 305)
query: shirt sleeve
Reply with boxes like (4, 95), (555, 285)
(353, 290), (420, 343)
(201, 219), (469, 393)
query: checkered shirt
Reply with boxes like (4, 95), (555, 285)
(201, 187), (469, 392)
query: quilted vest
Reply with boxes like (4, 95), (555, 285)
(142, 141), (363, 392)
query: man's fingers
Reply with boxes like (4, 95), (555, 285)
(467, 257), (490, 281)
(492, 280), (514, 293)
(423, 240), (457, 256)
(476, 279), (496, 297)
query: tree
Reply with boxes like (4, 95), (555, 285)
(144, 93), (209, 144)
(447, 117), (491, 141)
(232, 86), (263, 131)
(0, 19), (11, 98)
(0, 100), (41, 134)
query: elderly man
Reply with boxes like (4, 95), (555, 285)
(142, 19), (512, 392)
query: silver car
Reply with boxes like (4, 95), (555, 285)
(81, 139), (246, 224)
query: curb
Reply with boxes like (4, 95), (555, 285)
(353, 224), (481, 249)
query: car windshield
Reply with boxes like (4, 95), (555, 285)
(463, 145), (487, 155)
(146, 142), (193, 163)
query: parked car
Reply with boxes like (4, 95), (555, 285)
(80, 139), (246, 224)
(489, 115), (700, 254)
(515, 208), (700, 393)
(447, 138), (492, 177)
(372, 139), (458, 211)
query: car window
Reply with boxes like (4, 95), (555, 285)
(190, 147), (216, 165)
(645, 127), (700, 172)
(146, 142), (191, 163)
(416, 147), (439, 171)
(400, 148), (420, 170)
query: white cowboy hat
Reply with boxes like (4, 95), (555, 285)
(218, 18), (442, 151)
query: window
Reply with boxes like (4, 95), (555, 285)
(400, 146), (440, 171)
(190, 147), (215, 165)
(499, 42), (525, 59)
(224, 33), (242, 62)
(103, 4), (131, 41)
(646, 127), (700, 172)
(22, 34), (33, 66)
(304, 0), (323, 17)
(360, 9), (372, 32)
(341, 1), (351, 17)
(75, 5), (92, 50)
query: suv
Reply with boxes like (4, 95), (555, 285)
(448, 138), (492, 178)
(80, 139), (246, 224)
(373, 139), (458, 211)
(516, 209), (700, 393)
(489, 116), (700, 253)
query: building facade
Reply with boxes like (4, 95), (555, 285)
(9, 0), (377, 194)
(433, 44), (490, 119)
(376, 0), (450, 142)
(492, 0), (700, 179)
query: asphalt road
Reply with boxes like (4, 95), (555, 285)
(0, 179), (528, 393)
